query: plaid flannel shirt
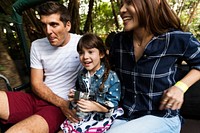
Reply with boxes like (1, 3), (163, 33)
(110, 30), (200, 120)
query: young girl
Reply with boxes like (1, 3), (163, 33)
(60, 33), (123, 133)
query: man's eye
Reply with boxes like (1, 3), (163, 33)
(50, 23), (58, 27)
(41, 23), (46, 28)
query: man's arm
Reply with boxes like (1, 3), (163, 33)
(31, 68), (78, 122)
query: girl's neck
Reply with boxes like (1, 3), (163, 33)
(88, 64), (102, 76)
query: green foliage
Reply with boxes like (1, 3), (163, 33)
(93, 2), (115, 34)
(80, 0), (199, 40)
(167, 0), (200, 40)
(80, 0), (120, 35)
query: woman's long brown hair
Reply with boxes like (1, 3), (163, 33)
(129, 0), (182, 35)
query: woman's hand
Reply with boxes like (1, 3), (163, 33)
(159, 86), (184, 110)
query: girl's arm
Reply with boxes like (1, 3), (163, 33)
(77, 71), (121, 113)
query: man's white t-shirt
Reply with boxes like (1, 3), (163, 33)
(30, 33), (83, 100)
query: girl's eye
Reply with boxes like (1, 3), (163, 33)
(88, 51), (93, 54)
(78, 51), (83, 55)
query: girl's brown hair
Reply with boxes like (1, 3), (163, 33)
(128, 0), (182, 35)
(77, 33), (110, 92)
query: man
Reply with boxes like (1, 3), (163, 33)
(0, 1), (83, 133)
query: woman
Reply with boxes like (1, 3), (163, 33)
(107, 0), (200, 133)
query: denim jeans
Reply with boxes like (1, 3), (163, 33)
(107, 115), (181, 133)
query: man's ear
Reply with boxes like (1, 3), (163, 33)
(65, 21), (71, 32)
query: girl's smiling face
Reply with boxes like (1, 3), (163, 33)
(79, 47), (104, 75)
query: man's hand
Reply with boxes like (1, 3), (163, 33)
(60, 100), (79, 123)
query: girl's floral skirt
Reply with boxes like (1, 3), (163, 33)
(61, 108), (124, 133)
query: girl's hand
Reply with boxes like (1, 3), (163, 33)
(77, 99), (108, 112)
(77, 99), (96, 112)
(68, 89), (75, 101)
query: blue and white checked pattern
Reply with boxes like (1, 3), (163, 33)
(110, 30), (200, 119)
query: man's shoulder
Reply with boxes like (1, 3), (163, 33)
(70, 33), (82, 40)
(31, 37), (49, 45)
(68, 33), (82, 47)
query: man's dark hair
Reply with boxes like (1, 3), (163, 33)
(36, 1), (71, 25)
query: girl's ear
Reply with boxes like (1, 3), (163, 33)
(100, 53), (105, 59)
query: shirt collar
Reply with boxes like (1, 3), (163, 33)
(81, 63), (105, 79)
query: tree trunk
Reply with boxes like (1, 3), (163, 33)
(68, 0), (81, 34)
(0, 0), (13, 15)
(84, 0), (94, 33)
(0, 42), (22, 90)
(0, 0), (28, 90)
(110, 0), (119, 30)
(116, 0), (121, 8)
(183, 1), (200, 31)
(23, 9), (45, 42)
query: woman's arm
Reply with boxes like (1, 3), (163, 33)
(159, 69), (200, 110)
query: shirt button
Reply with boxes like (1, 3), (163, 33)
(144, 54), (147, 58)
